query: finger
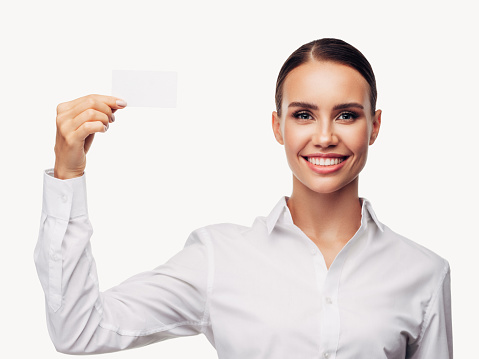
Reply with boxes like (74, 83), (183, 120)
(74, 120), (108, 142)
(68, 98), (115, 122)
(57, 94), (127, 114)
(58, 94), (127, 112)
(110, 109), (117, 123)
(57, 99), (115, 133)
(71, 109), (110, 131)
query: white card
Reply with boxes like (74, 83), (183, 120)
(112, 70), (177, 108)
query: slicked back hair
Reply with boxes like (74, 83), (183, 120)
(275, 38), (377, 116)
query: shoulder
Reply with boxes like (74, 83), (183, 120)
(378, 223), (450, 281)
(190, 222), (252, 237)
(363, 199), (449, 280)
(184, 215), (269, 248)
(185, 221), (256, 243)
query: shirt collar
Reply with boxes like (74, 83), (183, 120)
(266, 196), (384, 235)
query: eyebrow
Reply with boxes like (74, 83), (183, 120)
(288, 102), (318, 110)
(288, 102), (364, 111)
(332, 103), (364, 111)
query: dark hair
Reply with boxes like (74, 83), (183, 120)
(275, 38), (377, 116)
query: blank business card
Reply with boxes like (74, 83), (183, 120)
(112, 70), (177, 108)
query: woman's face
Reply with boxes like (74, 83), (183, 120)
(272, 61), (381, 195)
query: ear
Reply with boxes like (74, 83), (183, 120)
(369, 109), (382, 145)
(272, 111), (284, 145)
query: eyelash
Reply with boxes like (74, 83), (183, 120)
(337, 111), (359, 121)
(293, 111), (313, 120)
(292, 111), (359, 122)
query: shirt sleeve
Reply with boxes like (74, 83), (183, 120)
(408, 260), (453, 359)
(34, 170), (212, 354)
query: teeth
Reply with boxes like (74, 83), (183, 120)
(307, 157), (344, 166)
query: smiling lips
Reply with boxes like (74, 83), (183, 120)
(302, 154), (348, 174)
(307, 157), (345, 166)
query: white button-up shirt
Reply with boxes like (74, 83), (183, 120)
(35, 170), (452, 358)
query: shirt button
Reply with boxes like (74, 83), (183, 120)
(61, 194), (68, 203)
(311, 247), (317, 255)
(323, 352), (330, 358)
(325, 297), (333, 304)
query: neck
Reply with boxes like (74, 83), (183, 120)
(287, 176), (362, 245)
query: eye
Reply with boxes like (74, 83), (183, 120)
(336, 111), (358, 122)
(293, 111), (313, 121)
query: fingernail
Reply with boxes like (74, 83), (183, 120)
(104, 124), (109, 132)
(116, 99), (127, 107)
(111, 114), (115, 122)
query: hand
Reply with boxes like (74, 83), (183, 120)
(54, 94), (127, 179)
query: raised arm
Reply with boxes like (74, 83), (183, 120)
(34, 95), (212, 354)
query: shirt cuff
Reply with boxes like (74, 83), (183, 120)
(43, 169), (88, 220)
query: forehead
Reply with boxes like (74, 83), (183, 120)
(282, 61), (371, 112)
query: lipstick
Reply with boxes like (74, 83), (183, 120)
(302, 153), (348, 174)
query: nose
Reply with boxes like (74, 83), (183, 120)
(312, 121), (338, 148)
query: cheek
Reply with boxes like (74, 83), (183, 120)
(342, 124), (371, 153)
(283, 124), (309, 152)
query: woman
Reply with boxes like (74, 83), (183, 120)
(35, 38), (452, 358)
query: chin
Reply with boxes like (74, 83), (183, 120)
(294, 175), (359, 196)
(308, 184), (346, 195)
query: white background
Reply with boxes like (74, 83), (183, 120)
(1, 0), (477, 357)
